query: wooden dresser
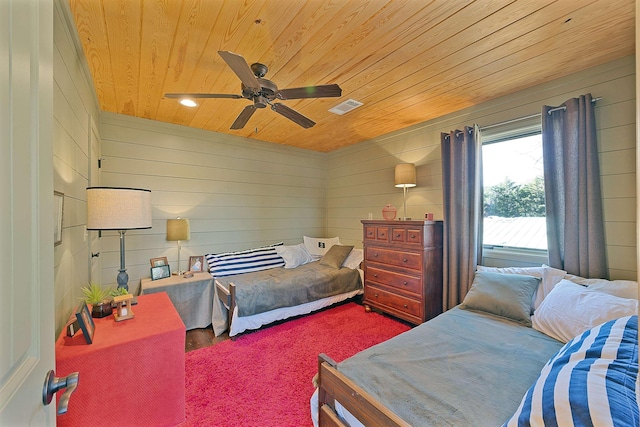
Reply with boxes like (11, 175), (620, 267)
(361, 220), (443, 325)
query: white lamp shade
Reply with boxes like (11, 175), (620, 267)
(166, 218), (190, 241)
(86, 187), (152, 230)
(394, 163), (417, 188)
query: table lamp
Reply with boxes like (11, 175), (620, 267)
(394, 163), (416, 220)
(86, 187), (152, 291)
(166, 218), (190, 275)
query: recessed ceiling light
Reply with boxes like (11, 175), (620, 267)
(329, 99), (363, 115)
(179, 98), (198, 107)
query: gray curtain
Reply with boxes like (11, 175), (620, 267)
(441, 126), (483, 309)
(542, 93), (607, 278)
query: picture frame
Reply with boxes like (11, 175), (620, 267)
(65, 315), (80, 337)
(151, 264), (171, 280)
(54, 191), (64, 246)
(75, 301), (95, 344)
(189, 256), (204, 272)
(150, 257), (168, 268)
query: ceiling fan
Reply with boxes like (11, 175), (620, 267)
(165, 51), (342, 130)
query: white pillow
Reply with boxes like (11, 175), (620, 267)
(531, 279), (638, 343)
(476, 265), (566, 309)
(564, 274), (638, 300)
(342, 248), (363, 269)
(303, 236), (341, 258)
(274, 243), (313, 269)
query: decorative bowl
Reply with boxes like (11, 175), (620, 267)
(382, 204), (397, 220)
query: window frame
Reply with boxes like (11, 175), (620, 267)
(479, 118), (548, 267)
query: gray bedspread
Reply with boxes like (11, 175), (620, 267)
(215, 261), (362, 317)
(337, 307), (563, 426)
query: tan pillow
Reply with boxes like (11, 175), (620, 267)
(319, 245), (354, 269)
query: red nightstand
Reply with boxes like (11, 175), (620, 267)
(55, 292), (186, 426)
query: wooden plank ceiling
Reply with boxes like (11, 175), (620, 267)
(68, 0), (634, 152)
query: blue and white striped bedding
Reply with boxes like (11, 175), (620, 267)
(205, 242), (284, 277)
(505, 315), (639, 427)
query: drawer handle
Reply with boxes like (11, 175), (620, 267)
(403, 281), (408, 286)
(403, 258), (408, 262)
(410, 234), (416, 238)
(395, 233), (401, 237)
(374, 253), (378, 257)
(374, 293), (379, 298)
(374, 274), (378, 278)
(403, 304), (408, 308)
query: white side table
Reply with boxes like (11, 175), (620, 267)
(141, 271), (214, 330)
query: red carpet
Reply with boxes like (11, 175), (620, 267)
(182, 302), (411, 427)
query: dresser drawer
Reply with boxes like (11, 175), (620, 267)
(391, 227), (423, 245)
(364, 285), (421, 318)
(365, 247), (422, 271)
(364, 225), (392, 242)
(365, 266), (422, 295)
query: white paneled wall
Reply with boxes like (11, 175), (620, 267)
(327, 56), (636, 281)
(98, 113), (327, 291)
(52, 1), (102, 335)
(53, 0), (637, 335)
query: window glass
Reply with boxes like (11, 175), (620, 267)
(482, 131), (546, 250)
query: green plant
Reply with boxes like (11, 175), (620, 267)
(80, 283), (112, 305)
(110, 287), (129, 297)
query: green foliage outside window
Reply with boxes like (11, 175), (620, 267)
(484, 176), (545, 217)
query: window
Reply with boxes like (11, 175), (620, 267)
(481, 119), (546, 252)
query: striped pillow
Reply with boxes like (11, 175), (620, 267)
(504, 315), (639, 427)
(205, 243), (284, 277)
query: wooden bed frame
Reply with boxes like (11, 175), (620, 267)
(214, 279), (237, 338)
(316, 353), (410, 427)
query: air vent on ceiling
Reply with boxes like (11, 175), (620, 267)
(329, 99), (363, 115)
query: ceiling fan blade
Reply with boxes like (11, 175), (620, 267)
(165, 93), (243, 99)
(218, 51), (261, 92)
(230, 105), (257, 130)
(271, 103), (315, 128)
(277, 84), (342, 100)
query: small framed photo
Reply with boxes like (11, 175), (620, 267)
(150, 257), (168, 268)
(75, 301), (95, 344)
(151, 265), (171, 280)
(189, 256), (204, 272)
(65, 316), (80, 337)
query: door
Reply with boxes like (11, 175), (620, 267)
(88, 115), (102, 283)
(0, 1), (56, 425)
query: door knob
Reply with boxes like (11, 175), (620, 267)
(42, 370), (79, 415)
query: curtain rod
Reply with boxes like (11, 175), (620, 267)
(478, 97), (602, 131)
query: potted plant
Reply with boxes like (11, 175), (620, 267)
(80, 283), (113, 318)
(110, 287), (129, 297)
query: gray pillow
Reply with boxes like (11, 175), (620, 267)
(460, 271), (540, 326)
(319, 245), (354, 269)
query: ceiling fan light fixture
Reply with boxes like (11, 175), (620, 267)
(169, 51), (341, 129)
(329, 99), (363, 115)
(179, 98), (198, 107)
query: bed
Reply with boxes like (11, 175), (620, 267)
(207, 239), (364, 337)
(313, 267), (639, 427)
